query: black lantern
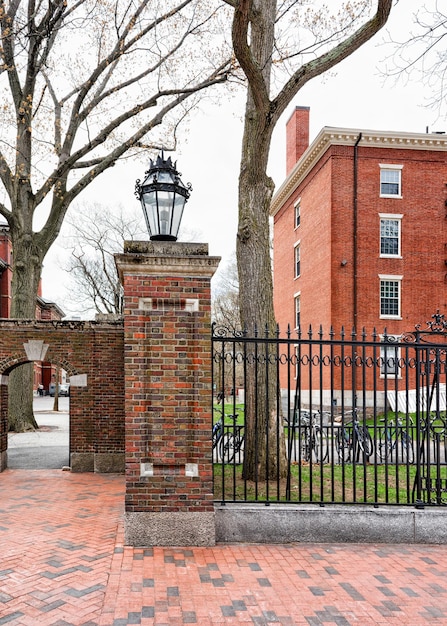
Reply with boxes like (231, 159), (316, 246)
(135, 152), (192, 241)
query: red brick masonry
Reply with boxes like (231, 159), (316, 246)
(0, 319), (125, 473)
(115, 241), (220, 545)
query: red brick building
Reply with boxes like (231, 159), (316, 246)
(0, 224), (65, 391)
(271, 106), (447, 337)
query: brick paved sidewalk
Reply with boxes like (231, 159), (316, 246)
(1, 470), (447, 625)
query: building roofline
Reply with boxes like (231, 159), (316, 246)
(37, 295), (65, 318)
(270, 126), (447, 217)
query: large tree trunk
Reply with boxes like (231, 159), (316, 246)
(8, 229), (44, 432)
(237, 106), (287, 480)
(232, 0), (393, 482)
(235, 0), (287, 481)
(9, 365), (37, 432)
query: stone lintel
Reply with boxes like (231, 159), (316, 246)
(23, 339), (49, 362)
(69, 374), (87, 387)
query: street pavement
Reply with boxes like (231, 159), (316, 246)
(2, 399), (447, 625)
(7, 395), (69, 469)
(1, 470), (447, 625)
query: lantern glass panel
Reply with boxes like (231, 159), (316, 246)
(141, 193), (158, 237)
(171, 195), (186, 239)
(156, 189), (175, 236)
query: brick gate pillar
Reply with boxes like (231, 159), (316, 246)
(115, 241), (220, 546)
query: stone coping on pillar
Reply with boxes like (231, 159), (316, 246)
(123, 241), (209, 255)
(115, 240), (221, 280)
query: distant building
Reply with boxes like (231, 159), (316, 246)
(0, 224), (65, 391)
(271, 106), (447, 336)
(270, 107), (447, 408)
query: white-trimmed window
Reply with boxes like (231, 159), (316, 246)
(380, 214), (402, 257)
(380, 164), (402, 197)
(294, 243), (301, 278)
(294, 293), (301, 329)
(294, 198), (301, 229)
(379, 275), (402, 319)
(380, 335), (402, 378)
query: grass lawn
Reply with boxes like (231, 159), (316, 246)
(213, 461), (447, 505)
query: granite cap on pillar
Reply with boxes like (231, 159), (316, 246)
(115, 241), (221, 281)
(123, 241), (209, 255)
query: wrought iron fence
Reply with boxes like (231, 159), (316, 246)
(211, 312), (447, 507)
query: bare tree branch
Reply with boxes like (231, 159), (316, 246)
(382, 4), (447, 118)
(0, 0), (233, 429)
(272, 0), (393, 124)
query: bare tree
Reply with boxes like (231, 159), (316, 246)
(0, 0), (232, 430)
(61, 202), (205, 317)
(62, 204), (146, 317)
(227, 0), (393, 479)
(383, 2), (447, 119)
(212, 253), (240, 331)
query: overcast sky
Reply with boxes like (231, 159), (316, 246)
(42, 1), (443, 317)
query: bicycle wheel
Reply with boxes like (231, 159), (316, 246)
(378, 439), (392, 462)
(336, 428), (351, 463)
(300, 428), (311, 462)
(220, 432), (235, 463)
(356, 425), (374, 458)
(212, 422), (222, 449)
(232, 430), (244, 463)
(313, 427), (328, 463)
(400, 433), (414, 464)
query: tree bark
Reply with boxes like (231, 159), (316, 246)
(7, 222), (45, 431)
(232, 0), (393, 479)
(235, 0), (287, 480)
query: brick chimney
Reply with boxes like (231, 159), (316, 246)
(286, 106), (310, 175)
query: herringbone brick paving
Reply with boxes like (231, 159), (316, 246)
(1, 470), (447, 625)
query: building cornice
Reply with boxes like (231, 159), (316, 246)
(270, 127), (447, 217)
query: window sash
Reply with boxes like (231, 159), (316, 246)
(380, 219), (400, 256)
(295, 245), (300, 278)
(294, 201), (301, 228)
(380, 169), (401, 196)
(380, 343), (401, 376)
(294, 296), (301, 329)
(380, 280), (400, 317)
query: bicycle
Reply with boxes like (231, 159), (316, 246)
(335, 408), (374, 463)
(213, 410), (240, 461)
(220, 413), (244, 463)
(378, 416), (414, 464)
(212, 414), (224, 460)
(286, 410), (329, 463)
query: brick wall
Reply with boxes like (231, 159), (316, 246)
(0, 320), (125, 472)
(273, 116), (447, 398)
(274, 138), (447, 336)
(116, 241), (220, 519)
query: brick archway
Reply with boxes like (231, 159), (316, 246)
(0, 319), (124, 473)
